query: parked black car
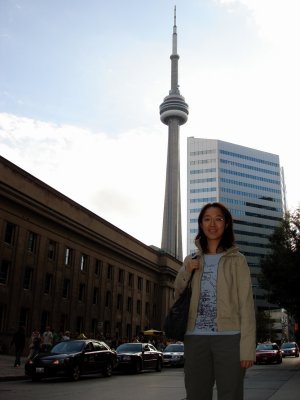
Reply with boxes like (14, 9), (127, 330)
(281, 342), (299, 358)
(25, 339), (117, 381)
(115, 342), (163, 373)
(163, 343), (185, 367)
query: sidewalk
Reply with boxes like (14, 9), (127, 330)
(269, 369), (300, 400)
(0, 354), (28, 381)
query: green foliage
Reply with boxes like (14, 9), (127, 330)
(259, 209), (300, 323)
(256, 310), (277, 343)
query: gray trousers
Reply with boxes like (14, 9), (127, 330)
(184, 334), (245, 400)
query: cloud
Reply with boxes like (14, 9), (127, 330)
(219, 0), (300, 46)
(0, 112), (168, 247)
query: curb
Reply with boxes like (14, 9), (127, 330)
(0, 375), (29, 382)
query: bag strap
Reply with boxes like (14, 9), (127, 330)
(187, 269), (196, 287)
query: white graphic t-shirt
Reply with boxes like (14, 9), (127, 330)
(195, 253), (222, 333)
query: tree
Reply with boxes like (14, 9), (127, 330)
(256, 310), (277, 343)
(259, 209), (300, 334)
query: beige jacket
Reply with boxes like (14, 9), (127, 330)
(174, 244), (256, 361)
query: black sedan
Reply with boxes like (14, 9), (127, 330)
(25, 339), (117, 381)
(115, 342), (163, 373)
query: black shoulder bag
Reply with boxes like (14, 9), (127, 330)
(163, 269), (195, 341)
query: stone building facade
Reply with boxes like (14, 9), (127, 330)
(0, 156), (180, 350)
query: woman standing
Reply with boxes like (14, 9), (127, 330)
(175, 202), (256, 400)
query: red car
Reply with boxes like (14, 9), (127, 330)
(255, 343), (282, 364)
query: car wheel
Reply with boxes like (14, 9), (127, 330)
(70, 365), (81, 381)
(156, 358), (162, 372)
(103, 362), (113, 377)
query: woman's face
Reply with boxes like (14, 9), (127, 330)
(200, 206), (226, 242)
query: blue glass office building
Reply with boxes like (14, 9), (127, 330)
(187, 137), (285, 308)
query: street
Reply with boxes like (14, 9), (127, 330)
(0, 357), (299, 400)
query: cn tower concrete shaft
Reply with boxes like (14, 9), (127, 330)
(160, 7), (188, 260)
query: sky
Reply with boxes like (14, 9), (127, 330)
(1, 0), (300, 256)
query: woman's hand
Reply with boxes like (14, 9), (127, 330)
(240, 360), (254, 369)
(186, 257), (200, 273)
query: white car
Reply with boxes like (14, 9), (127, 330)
(163, 343), (184, 367)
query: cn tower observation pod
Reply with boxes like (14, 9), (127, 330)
(160, 92), (189, 125)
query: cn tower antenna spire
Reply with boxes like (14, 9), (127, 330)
(173, 6), (177, 55)
(160, 7), (189, 261)
(171, 6), (179, 94)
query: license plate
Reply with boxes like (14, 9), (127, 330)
(36, 367), (44, 373)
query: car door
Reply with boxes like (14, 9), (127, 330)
(93, 341), (108, 371)
(141, 344), (151, 369)
(143, 344), (158, 369)
(83, 342), (97, 373)
(149, 344), (160, 368)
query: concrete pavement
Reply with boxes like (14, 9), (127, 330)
(269, 370), (300, 400)
(0, 354), (28, 381)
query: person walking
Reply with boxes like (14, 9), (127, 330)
(62, 330), (71, 340)
(28, 328), (41, 360)
(42, 326), (53, 351)
(175, 202), (256, 400)
(11, 326), (26, 367)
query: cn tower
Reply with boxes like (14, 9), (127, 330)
(160, 7), (189, 261)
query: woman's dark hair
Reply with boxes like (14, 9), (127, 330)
(196, 202), (235, 252)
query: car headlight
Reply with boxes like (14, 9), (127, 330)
(52, 359), (61, 365)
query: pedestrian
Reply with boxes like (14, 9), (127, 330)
(62, 330), (71, 340)
(28, 328), (41, 360)
(175, 202), (256, 400)
(11, 326), (26, 367)
(42, 325), (53, 351)
(77, 333), (87, 339)
(52, 329), (62, 344)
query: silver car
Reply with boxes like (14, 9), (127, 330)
(163, 343), (184, 367)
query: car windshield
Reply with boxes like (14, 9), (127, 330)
(51, 341), (85, 354)
(164, 345), (184, 352)
(116, 343), (142, 352)
(256, 344), (277, 351)
(281, 343), (295, 349)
